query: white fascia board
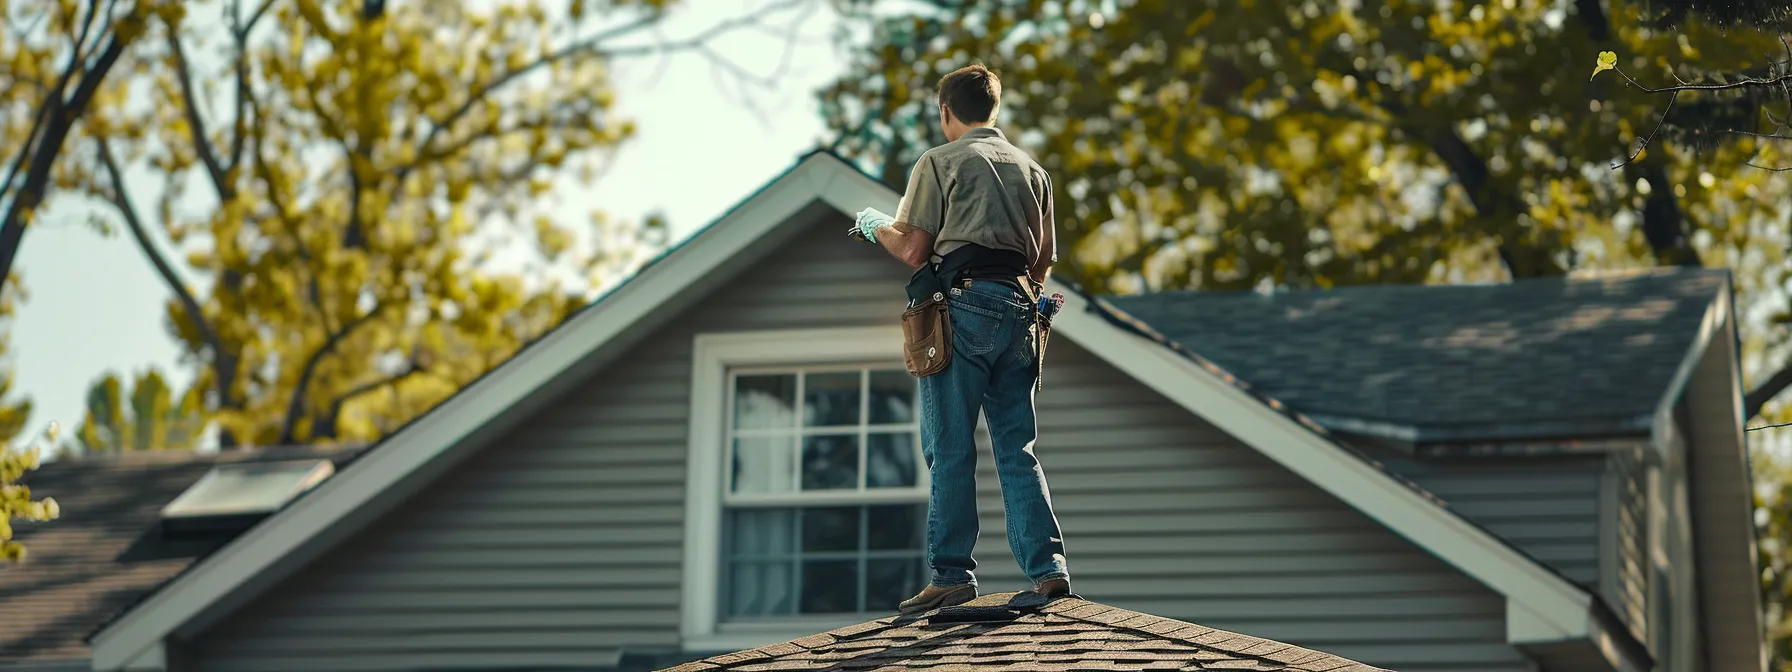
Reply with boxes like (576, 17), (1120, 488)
(1650, 287), (1727, 465)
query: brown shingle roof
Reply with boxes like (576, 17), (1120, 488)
(0, 445), (364, 665)
(662, 593), (1389, 672)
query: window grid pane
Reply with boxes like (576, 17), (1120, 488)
(859, 370), (869, 491)
(724, 366), (923, 619)
(728, 367), (921, 502)
(722, 504), (926, 618)
(858, 506), (869, 612)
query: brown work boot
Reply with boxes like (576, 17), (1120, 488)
(1006, 577), (1074, 610)
(1032, 578), (1072, 598)
(898, 584), (976, 615)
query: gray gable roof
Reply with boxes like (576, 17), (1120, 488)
(1101, 267), (1730, 443)
(0, 445), (365, 666)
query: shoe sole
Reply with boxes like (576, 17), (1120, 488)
(898, 586), (977, 615)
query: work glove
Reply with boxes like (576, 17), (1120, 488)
(850, 207), (895, 244)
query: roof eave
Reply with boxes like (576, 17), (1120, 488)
(1309, 412), (1657, 449)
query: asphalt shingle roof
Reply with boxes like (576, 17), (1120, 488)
(663, 593), (1388, 672)
(0, 445), (363, 665)
(1101, 268), (1730, 442)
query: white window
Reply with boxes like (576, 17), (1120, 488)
(682, 327), (927, 649)
(723, 366), (928, 617)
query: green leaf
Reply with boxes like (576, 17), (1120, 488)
(1591, 50), (1617, 80)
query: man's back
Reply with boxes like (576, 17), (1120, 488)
(897, 127), (1056, 276)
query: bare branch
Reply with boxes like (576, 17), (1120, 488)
(67, 0), (105, 71)
(313, 361), (425, 439)
(239, 0), (277, 38)
(1612, 65), (1792, 95)
(225, 0), (269, 175)
(693, 3), (807, 133)
(279, 302), (390, 444)
(0, 0), (96, 206)
(1749, 363), (1792, 420)
(0, 30), (130, 289)
(1612, 90), (1680, 170)
(398, 0), (813, 185)
(95, 137), (231, 387)
(395, 11), (668, 185)
(167, 31), (232, 199)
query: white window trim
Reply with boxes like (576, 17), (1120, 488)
(681, 325), (912, 650)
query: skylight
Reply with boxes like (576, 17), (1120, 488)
(161, 459), (335, 520)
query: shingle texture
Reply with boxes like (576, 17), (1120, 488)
(664, 593), (1389, 672)
(1102, 268), (1728, 441)
(0, 445), (364, 665)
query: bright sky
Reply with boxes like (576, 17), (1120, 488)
(9, 0), (851, 449)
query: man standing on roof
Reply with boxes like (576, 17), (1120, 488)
(849, 64), (1072, 614)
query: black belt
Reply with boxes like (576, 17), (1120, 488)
(906, 243), (1030, 306)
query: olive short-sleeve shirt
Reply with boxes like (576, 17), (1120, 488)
(894, 127), (1056, 270)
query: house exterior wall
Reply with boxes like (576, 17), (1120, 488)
(1353, 449), (1607, 590)
(1351, 440), (1657, 646)
(189, 212), (1528, 672)
(1606, 445), (1651, 644)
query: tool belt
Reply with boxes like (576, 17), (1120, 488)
(900, 244), (1053, 389)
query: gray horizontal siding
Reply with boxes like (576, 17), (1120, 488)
(1355, 448), (1606, 588)
(970, 342), (1525, 672)
(192, 212), (1526, 672)
(1607, 446), (1651, 641)
(189, 206), (899, 672)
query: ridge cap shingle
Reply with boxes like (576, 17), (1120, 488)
(668, 596), (1391, 672)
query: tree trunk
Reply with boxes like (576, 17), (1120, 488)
(0, 33), (130, 293)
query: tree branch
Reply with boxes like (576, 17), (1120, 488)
(394, 11), (665, 185)
(95, 136), (238, 410)
(249, 112), (332, 332)
(0, 0), (93, 209)
(223, 0), (273, 175)
(240, 0), (277, 37)
(0, 29), (130, 293)
(167, 31), (232, 200)
(1748, 363), (1792, 421)
(278, 302), (388, 444)
(396, 0), (811, 185)
(1612, 89), (1681, 170)
(312, 361), (424, 440)
(1613, 66), (1792, 95)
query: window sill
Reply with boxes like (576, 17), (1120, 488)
(683, 617), (867, 653)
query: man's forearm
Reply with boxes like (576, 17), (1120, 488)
(1030, 264), (1051, 286)
(878, 223), (932, 268)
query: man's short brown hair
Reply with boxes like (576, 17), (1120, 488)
(937, 64), (1001, 125)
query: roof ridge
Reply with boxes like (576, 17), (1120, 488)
(668, 596), (1393, 672)
(1037, 599), (1387, 672)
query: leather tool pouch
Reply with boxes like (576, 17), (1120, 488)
(901, 293), (952, 378)
(901, 265), (952, 378)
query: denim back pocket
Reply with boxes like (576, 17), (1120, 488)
(948, 300), (1005, 356)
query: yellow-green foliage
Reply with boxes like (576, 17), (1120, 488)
(0, 445), (60, 563)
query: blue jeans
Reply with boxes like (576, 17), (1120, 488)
(918, 279), (1069, 588)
